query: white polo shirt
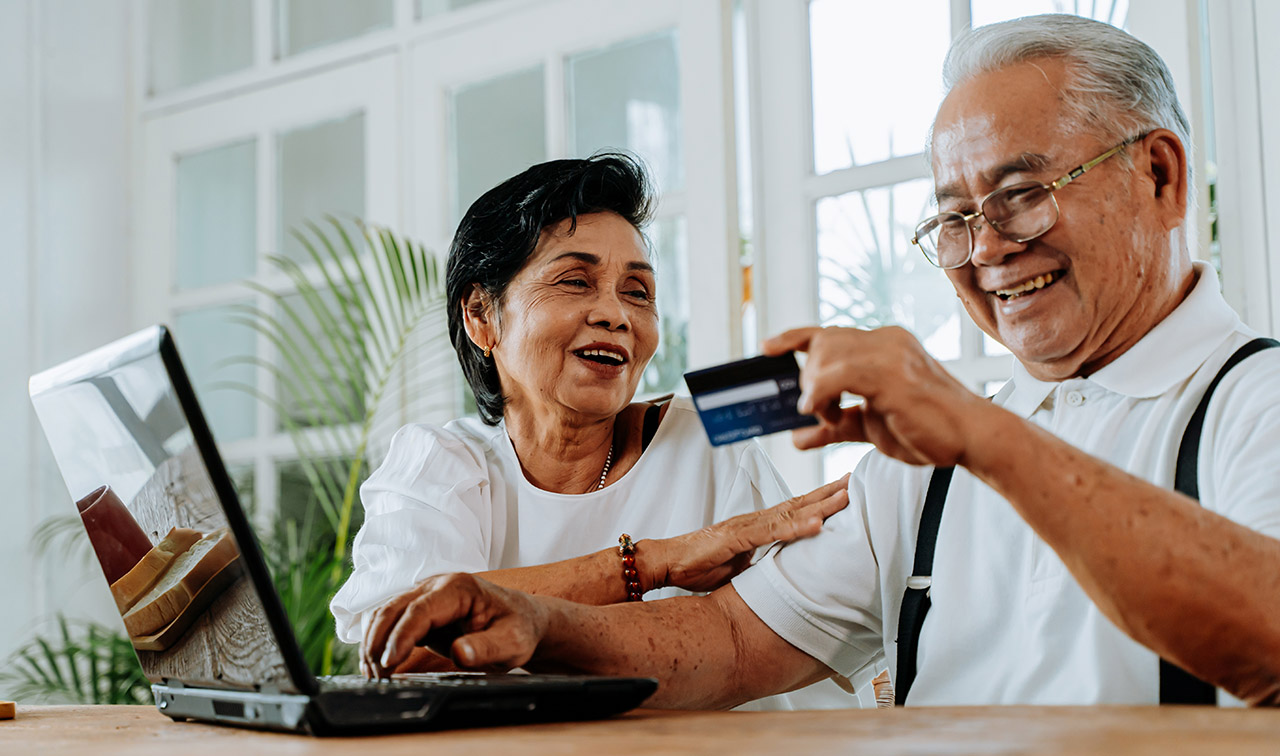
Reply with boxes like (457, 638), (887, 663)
(733, 263), (1280, 705)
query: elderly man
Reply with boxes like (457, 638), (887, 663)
(361, 15), (1280, 707)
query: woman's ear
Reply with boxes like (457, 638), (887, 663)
(461, 285), (498, 352)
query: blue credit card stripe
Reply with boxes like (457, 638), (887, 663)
(692, 379), (781, 411)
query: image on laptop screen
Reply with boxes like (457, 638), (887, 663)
(30, 328), (297, 693)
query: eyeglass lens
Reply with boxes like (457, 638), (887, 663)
(916, 181), (1059, 268)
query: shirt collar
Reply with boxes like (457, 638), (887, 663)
(998, 262), (1240, 416)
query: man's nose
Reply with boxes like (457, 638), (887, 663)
(968, 220), (1026, 267)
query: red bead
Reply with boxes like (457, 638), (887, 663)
(622, 555), (635, 567)
(629, 592), (643, 602)
(624, 568), (637, 580)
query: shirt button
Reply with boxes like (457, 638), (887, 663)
(1066, 391), (1085, 407)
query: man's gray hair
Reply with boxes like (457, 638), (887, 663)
(942, 14), (1192, 181)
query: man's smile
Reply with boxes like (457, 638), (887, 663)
(992, 269), (1066, 301)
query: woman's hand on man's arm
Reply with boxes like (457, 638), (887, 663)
(640, 474), (849, 593)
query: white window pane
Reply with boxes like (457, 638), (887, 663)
(419, 0), (498, 19)
(971, 0), (1129, 29)
(176, 140), (258, 290)
(173, 303), (257, 444)
(278, 113), (365, 263)
(149, 0), (253, 94)
(278, 0), (393, 57)
(452, 67), (546, 221)
(641, 216), (688, 396)
(817, 179), (961, 361)
(809, 0), (950, 172)
(569, 32), (682, 193)
(983, 331), (1010, 356)
(823, 442), (873, 482)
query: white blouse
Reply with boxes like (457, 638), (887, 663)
(330, 396), (859, 710)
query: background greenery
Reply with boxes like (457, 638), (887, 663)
(2, 219), (444, 703)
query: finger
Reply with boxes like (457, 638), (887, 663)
(451, 616), (538, 671)
(792, 406), (869, 450)
(381, 577), (481, 671)
(762, 327), (822, 356)
(736, 486), (850, 549)
(774, 474), (851, 512)
(793, 484), (851, 520)
(363, 596), (411, 678)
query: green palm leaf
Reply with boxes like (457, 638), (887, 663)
(239, 217), (448, 675)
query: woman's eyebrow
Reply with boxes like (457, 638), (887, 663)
(549, 251), (653, 274)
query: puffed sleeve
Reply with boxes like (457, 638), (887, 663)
(713, 439), (794, 522)
(330, 424), (494, 643)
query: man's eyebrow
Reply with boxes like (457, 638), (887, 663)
(548, 251), (654, 274)
(934, 152), (1054, 205)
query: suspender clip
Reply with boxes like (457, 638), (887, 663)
(906, 576), (932, 594)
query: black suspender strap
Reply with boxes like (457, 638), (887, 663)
(1173, 338), (1280, 499)
(893, 338), (1279, 706)
(893, 465), (953, 706)
(1162, 336), (1279, 704)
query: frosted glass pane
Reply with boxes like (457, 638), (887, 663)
(971, 0), (1128, 29)
(278, 0), (393, 57)
(452, 67), (546, 221)
(809, 0), (949, 172)
(149, 0), (253, 94)
(176, 140), (257, 290)
(278, 113), (365, 263)
(640, 216), (688, 396)
(419, 0), (497, 18)
(173, 304), (257, 443)
(817, 179), (960, 361)
(276, 287), (366, 431)
(569, 32), (682, 193)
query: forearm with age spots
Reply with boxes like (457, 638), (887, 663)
(965, 405), (1280, 705)
(529, 588), (818, 710)
(478, 548), (631, 605)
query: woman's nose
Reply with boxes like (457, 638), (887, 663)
(588, 289), (630, 331)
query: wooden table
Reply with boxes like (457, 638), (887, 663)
(3, 704), (1279, 755)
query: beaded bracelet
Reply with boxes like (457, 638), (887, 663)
(618, 533), (643, 602)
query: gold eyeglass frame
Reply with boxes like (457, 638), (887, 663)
(911, 132), (1148, 270)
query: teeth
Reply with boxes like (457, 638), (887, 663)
(997, 271), (1058, 300)
(579, 348), (625, 364)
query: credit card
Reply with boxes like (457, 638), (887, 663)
(683, 353), (818, 446)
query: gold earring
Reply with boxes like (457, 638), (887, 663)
(483, 345), (491, 358)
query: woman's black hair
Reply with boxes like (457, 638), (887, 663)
(446, 152), (655, 425)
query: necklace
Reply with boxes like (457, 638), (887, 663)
(595, 443), (614, 491)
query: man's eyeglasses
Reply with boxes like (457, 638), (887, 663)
(911, 133), (1147, 270)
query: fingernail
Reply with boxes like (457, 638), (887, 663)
(456, 641), (474, 666)
(797, 392), (811, 413)
(380, 645), (395, 668)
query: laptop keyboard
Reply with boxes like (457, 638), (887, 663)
(318, 672), (560, 691)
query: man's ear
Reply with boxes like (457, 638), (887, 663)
(1141, 129), (1188, 232)
(461, 285), (498, 351)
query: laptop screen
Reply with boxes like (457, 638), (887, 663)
(30, 327), (305, 694)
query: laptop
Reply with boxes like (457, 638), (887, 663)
(28, 325), (657, 735)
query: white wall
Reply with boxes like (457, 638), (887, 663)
(0, 0), (134, 688)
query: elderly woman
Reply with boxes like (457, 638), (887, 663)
(330, 155), (854, 709)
